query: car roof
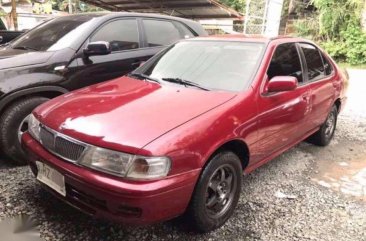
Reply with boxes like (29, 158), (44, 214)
(54, 12), (207, 36)
(55, 12), (192, 21)
(189, 34), (310, 44)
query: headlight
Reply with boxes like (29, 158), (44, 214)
(79, 146), (171, 179)
(127, 156), (171, 179)
(28, 114), (41, 140)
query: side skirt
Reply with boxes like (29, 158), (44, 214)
(244, 127), (320, 175)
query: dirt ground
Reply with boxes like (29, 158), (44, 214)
(0, 69), (365, 241)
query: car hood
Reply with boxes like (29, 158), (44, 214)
(35, 76), (236, 152)
(0, 46), (53, 69)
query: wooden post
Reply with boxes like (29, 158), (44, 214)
(11, 0), (18, 30)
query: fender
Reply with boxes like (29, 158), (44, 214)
(0, 86), (68, 113)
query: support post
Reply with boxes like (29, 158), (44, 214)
(244, 0), (251, 34)
(11, 0), (18, 30)
(69, 0), (73, 14)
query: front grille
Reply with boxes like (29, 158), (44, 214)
(55, 136), (85, 161)
(40, 127), (54, 150)
(39, 126), (86, 162)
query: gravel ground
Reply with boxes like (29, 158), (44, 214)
(1, 69), (366, 241)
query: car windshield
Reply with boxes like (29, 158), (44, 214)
(11, 15), (98, 52)
(135, 40), (265, 92)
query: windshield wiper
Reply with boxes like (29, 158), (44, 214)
(12, 46), (39, 51)
(162, 78), (210, 91)
(128, 73), (161, 84)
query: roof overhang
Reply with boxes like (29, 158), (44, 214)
(81, 0), (243, 19)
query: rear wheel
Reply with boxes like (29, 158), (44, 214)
(309, 105), (338, 146)
(187, 151), (242, 233)
(0, 97), (49, 164)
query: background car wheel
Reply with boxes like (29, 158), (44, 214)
(0, 96), (49, 164)
(187, 151), (242, 233)
(308, 105), (338, 146)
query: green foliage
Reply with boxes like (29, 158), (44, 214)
(293, 18), (320, 39)
(0, 9), (6, 18)
(51, 0), (103, 13)
(339, 26), (366, 65)
(220, 0), (246, 13)
(294, 0), (366, 65)
(313, 0), (363, 39)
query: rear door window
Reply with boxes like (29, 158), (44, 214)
(267, 43), (303, 83)
(299, 43), (325, 81)
(91, 19), (139, 52)
(142, 19), (193, 47)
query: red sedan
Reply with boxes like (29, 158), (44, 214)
(22, 35), (347, 232)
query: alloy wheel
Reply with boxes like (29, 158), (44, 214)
(205, 164), (237, 219)
(324, 111), (336, 139)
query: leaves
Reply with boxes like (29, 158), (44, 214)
(220, 0), (246, 13)
(295, 0), (366, 65)
(51, 0), (103, 13)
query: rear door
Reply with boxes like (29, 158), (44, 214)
(256, 42), (311, 159)
(298, 43), (336, 130)
(71, 18), (144, 89)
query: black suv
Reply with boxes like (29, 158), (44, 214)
(0, 13), (207, 163)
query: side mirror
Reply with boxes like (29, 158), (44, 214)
(0, 36), (3, 44)
(267, 76), (298, 93)
(83, 41), (111, 57)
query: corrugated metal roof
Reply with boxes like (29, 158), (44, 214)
(82, 0), (243, 19)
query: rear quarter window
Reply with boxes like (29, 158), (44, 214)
(299, 43), (326, 81)
(321, 53), (334, 76)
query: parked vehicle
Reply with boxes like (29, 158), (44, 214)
(22, 35), (347, 232)
(0, 13), (207, 163)
(0, 18), (24, 44)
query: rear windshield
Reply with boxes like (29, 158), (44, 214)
(137, 40), (265, 92)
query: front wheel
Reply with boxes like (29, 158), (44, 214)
(0, 96), (49, 164)
(187, 151), (242, 233)
(309, 105), (338, 146)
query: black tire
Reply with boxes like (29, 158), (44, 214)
(308, 105), (338, 146)
(0, 96), (49, 164)
(187, 151), (242, 233)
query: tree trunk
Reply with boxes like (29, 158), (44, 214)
(11, 0), (18, 30)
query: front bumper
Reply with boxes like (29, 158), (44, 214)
(22, 132), (200, 225)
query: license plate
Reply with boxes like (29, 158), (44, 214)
(36, 161), (66, 197)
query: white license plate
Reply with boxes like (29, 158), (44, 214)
(36, 161), (66, 197)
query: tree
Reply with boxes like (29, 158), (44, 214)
(220, 0), (246, 13)
(51, 0), (103, 13)
(294, 0), (366, 64)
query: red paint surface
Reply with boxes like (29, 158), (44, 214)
(23, 36), (347, 225)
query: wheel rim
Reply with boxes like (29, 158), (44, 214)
(324, 111), (336, 139)
(18, 115), (30, 143)
(205, 164), (237, 219)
